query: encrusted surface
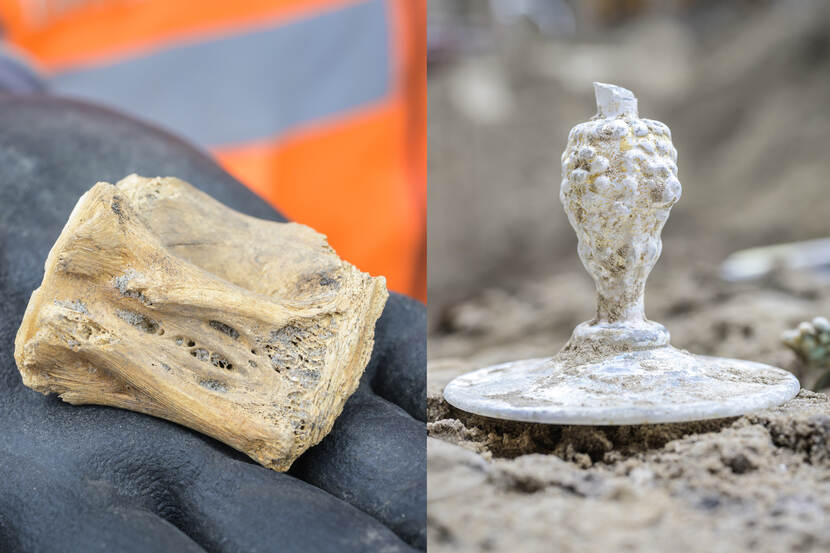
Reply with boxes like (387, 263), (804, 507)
(444, 348), (799, 424)
(14, 175), (388, 471)
(560, 82), (679, 334)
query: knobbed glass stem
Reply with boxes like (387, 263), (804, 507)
(560, 82), (680, 352)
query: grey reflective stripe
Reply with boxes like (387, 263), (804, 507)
(0, 46), (46, 93)
(50, 0), (390, 147)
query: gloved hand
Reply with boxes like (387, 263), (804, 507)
(0, 96), (426, 552)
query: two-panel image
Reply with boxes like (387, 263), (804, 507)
(0, 1), (828, 552)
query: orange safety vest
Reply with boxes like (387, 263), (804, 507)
(0, 0), (426, 302)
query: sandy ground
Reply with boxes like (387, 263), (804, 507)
(428, 393), (830, 553)
(427, 268), (830, 552)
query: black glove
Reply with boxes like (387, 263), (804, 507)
(0, 95), (426, 552)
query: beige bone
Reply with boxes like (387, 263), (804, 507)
(14, 175), (388, 471)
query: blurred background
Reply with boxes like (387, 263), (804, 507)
(0, 0), (426, 301)
(428, 0), (830, 317)
(427, 0), (830, 388)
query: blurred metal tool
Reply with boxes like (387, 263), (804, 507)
(489, 0), (575, 36)
(721, 237), (830, 281)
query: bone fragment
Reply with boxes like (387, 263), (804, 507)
(15, 175), (388, 471)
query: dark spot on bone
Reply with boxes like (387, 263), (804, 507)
(199, 379), (227, 393)
(187, 340), (195, 347)
(53, 300), (88, 314)
(210, 352), (233, 371)
(209, 320), (239, 339)
(113, 270), (151, 305)
(317, 272), (340, 289)
(291, 419), (307, 430)
(270, 325), (311, 345)
(111, 197), (123, 220)
(115, 309), (159, 334)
